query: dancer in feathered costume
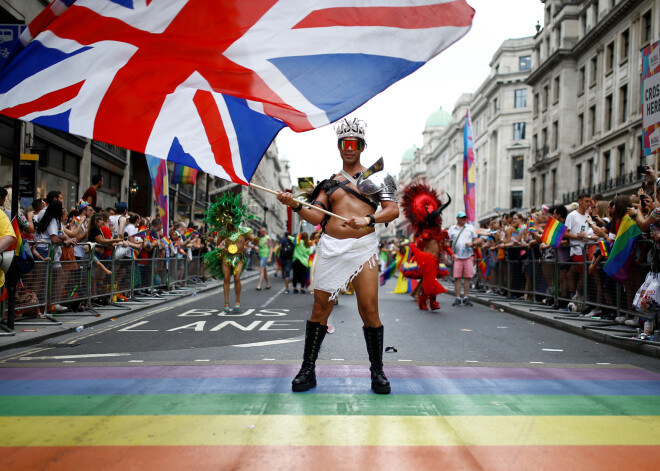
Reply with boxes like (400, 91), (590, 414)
(203, 191), (258, 312)
(401, 181), (452, 311)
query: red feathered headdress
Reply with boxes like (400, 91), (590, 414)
(401, 181), (451, 235)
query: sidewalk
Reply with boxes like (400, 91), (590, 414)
(444, 284), (660, 359)
(0, 269), (264, 352)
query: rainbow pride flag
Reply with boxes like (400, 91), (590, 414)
(135, 226), (148, 238)
(598, 240), (610, 259)
(171, 163), (198, 185)
(10, 217), (23, 258)
(1, 364), (659, 470)
(161, 237), (172, 246)
(604, 215), (642, 283)
(541, 217), (567, 248)
(183, 228), (198, 239)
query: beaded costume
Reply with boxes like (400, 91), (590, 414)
(203, 192), (257, 277)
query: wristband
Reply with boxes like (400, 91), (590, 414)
(291, 203), (303, 213)
(366, 214), (376, 227)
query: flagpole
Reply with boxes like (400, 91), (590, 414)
(249, 183), (348, 222)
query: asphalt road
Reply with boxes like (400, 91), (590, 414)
(2, 272), (659, 372)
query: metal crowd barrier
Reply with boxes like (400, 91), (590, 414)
(473, 238), (659, 346)
(1, 241), (211, 333)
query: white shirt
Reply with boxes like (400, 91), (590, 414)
(564, 209), (592, 257)
(448, 223), (478, 259)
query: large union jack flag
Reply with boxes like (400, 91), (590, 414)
(0, 0), (474, 184)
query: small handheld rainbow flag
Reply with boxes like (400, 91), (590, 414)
(183, 228), (198, 239)
(528, 217), (536, 233)
(135, 225), (148, 238)
(161, 237), (172, 246)
(171, 163), (198, 185)
(294, 233), (302, 244)
(130, 249), (139, 260)
(598, 240), (610, 259)
(178, 248), (186, 256)
(541, 217), (568, 248)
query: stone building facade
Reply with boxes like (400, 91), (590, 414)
(526, 0), (659, 207)
(397, 37), (535, 227)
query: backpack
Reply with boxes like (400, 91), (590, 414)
(280, 237), (294, 260)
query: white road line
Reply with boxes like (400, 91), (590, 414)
(128, 360), (144, 363)
(262, 358), (276, 361)
(232, 338), (301, 348)
(530, 361), (545, 364)
(397, 359), (412, 362)
(330, 358), (344, 361)
(465, 360), (479, 363)
(19, 353), (131, 360)
(195, 359), (211, 362)
(62, 361), (76, 363)
(542, 348), (564, 352)
(597, 362), (611, 365)
(261, 288), (285, 308)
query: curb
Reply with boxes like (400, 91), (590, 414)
(0, 270), (265, 353)
(446, 287), (660, 359)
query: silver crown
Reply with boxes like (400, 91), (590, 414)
(335, 118), (366, 141)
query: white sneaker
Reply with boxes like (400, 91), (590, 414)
(584, 308), (603, 318)
(53, 304), (68, 312)
(615, 316), (626, 324)
(327, 324), (335, 334)
(625, 318), (639, 327)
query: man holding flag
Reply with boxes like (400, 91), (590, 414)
(276, 118), (399, 395)
(564, 194), (598, 301)
(448, 211), (479, 307)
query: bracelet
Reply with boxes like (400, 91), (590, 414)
(291, 204), (303, 213)
(366, 214), (376, 227)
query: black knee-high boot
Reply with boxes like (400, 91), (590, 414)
(363, 325), (391, 394)
(292, 320), (328, 392)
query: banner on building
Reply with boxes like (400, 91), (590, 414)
(463, 108), (476, 224)
(171, 163), (198, 185)
(145, 155), (169, 234)
(643, 40), (660, 157)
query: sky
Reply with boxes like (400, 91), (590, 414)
(275, 0), (545, 186)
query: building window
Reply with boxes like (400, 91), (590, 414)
(620, 84), (628, 123)
(551, 168), (557, 202)
(541, 173), (546, 202)
(642, 10), (652, 45)
(552, 121), (559, 151)
(533, 93), (539, 115)
(590, 105), (597, 138)
(493, 97), (498, 114)
(580, 14), (587, 36)
(531, 178), (536, 207)
(587, 159), (594, 188)
(578, 113), (584, 145)
(620, 29), (629, 61)
(553, 76), (560, 103)
(590, 55), (598, 87)
(542, 127), (548, 148)
(605, 94), (613, 131)
(511, 190), (523, 209)
(604, 151), (611, 182)
(514, 89), (527, 108)
(513, 122), (526, 140)
(606, 41), (614, 74)
(511, 155), (524, 180)
(618, 144), (626, 177)
(577, 164), (582, 190)
(519, 55), (531, 71)
(578, 66), (586, 95)
(543, 85), (549, 110)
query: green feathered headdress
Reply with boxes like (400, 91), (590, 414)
(204, 191), (258, 233)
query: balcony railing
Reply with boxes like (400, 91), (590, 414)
(562, 171), (645, 203)
(535, 145), (549, 162)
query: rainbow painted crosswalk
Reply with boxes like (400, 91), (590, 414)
(1, 363), (660, 470)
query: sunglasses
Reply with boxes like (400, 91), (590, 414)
(339, 139), (365, 151)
